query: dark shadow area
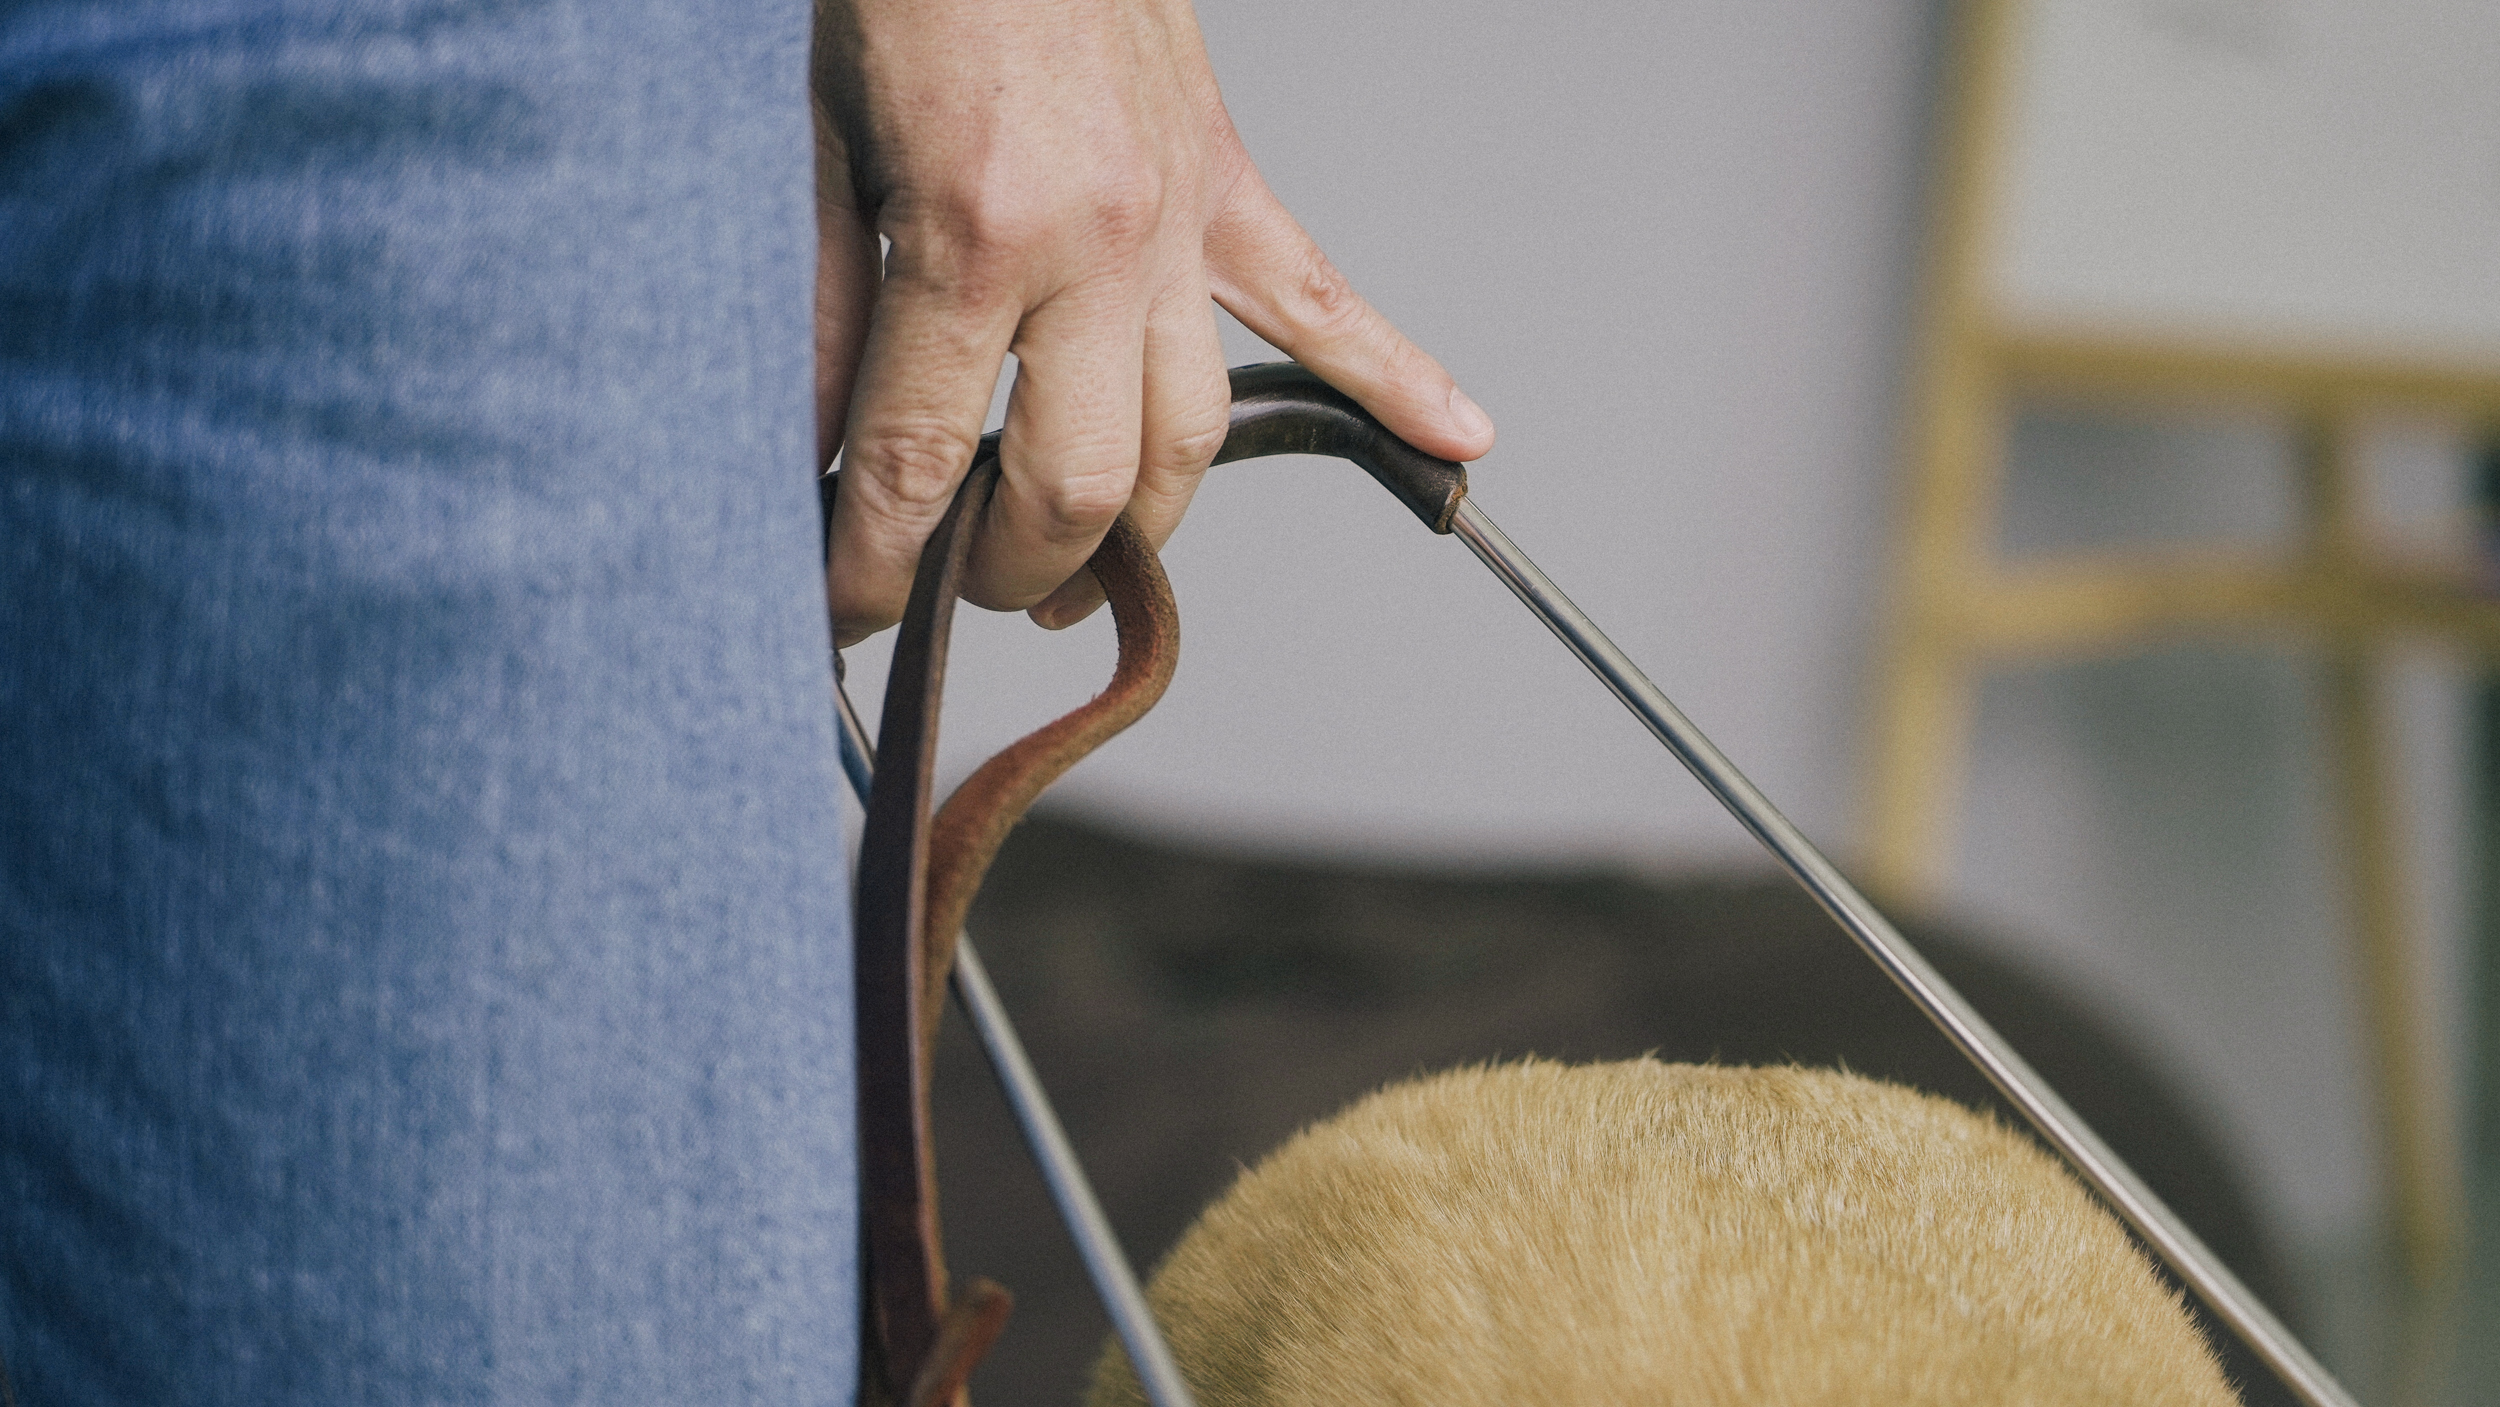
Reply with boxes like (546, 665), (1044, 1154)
(934, 812), (2301, 1407)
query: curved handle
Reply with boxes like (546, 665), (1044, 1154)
(1214, 362), (1470, 532)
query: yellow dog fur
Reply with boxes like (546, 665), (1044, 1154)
(1088, 1060), (2240, 1407)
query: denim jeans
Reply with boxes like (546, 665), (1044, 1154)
(1, 2), (857, 1401)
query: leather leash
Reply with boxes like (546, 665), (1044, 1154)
(848, 442), (1180, 1407)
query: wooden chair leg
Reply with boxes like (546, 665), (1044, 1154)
(2321, 645), (2466, 1285)
(1864, 636), (1977, 911)
(1865, 348), (2006, 912)
(2300, 410), (2466, 1285)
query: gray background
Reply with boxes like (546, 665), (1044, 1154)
(841, 0), (2479, 1301)
(1999, 0), (2500, 360)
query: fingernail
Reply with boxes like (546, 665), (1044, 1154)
(1447, 385), (1493, 444)
(1029, 583), (1105, 630)
(1031, 601), (1102, 631)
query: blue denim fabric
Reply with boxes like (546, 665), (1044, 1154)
(0, 2), (856, 1401)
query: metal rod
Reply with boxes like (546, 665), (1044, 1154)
(1448, 497), (2360, 1407)
(833, 673), (1199, 1407)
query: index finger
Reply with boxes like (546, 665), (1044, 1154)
(1205, 175), (1496, 465)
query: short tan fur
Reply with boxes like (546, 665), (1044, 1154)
(1088, 1060), (2240, 1407)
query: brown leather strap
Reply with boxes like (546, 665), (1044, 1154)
(919, 510), (1179, 1046)
(905, 1277), (1015, 1407)
(850, 449), (1180, 1404)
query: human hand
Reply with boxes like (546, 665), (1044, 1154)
(812, 0), (1496, 646)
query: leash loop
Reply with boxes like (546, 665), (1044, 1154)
(850, 437), (1180, 1405)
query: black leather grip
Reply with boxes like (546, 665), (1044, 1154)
(1214, 362), (1470, 532)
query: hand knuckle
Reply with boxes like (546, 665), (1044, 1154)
(958, 199), (1053, 267)
(887, 180), (1049, 283)
(856, 419), (977, 511)
(893, 157), (1171, 278)
(1083, 168), (1165, 252)
(1294, 252), (1369, 339)
(1158, 416), (1229, 472)
(1033, 464), (1132, 539)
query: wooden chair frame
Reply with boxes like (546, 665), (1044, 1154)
(1864, 0), (2500, 1282)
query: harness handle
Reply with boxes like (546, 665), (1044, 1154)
(1213, 362), (1469, 531)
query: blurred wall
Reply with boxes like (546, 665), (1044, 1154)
(841, 0), (2474, 1260)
